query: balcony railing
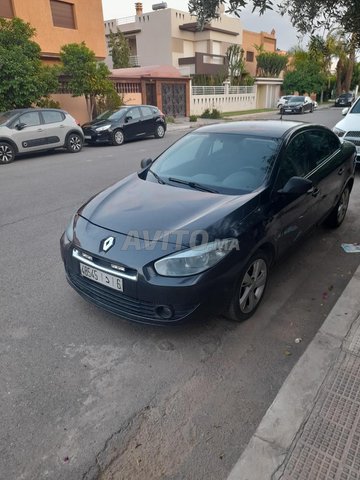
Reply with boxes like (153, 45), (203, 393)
(129, 55), (140, 67)
(116, 16), (136, 25)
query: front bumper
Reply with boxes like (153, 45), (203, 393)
(82, 128), (112, 144)
(60, 226), (239, 325)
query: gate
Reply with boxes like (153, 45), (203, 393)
(161, 83), (186, 117)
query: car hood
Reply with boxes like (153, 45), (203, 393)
(78, 174), (260, 246)
(335, 113), (360, 131)
(82, 119), (113, 128)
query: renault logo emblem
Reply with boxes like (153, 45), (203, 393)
(101, 236), (115, 252)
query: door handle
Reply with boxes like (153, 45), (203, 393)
(37, 128), (44, 132)
(308, 186), (320, 197)
(338, 168), (344, 175)
(59, 125), (65, 128)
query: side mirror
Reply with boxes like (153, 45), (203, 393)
(16, 122), (26, 130)
(342, 107), (349, 116)
(278, 176), (313, 196)
(140, 157), (153, 169)
(125, 115), (132, 123)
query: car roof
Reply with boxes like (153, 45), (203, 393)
(4, 108), (66, 116)
(193, 120), (311, 138)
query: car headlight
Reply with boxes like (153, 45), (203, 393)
(154, 238), (238, 277)
(333, 127), (345, 137)
(65, 214), (77, 242)
(96, 125), (111, 132)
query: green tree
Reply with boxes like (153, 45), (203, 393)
(0, 17), (59, 110)
(60, 42), (116, 119)
(283, 54), (326, 96)
(256, 51), (288, 77)
(109, 28), (130, 68)
(226, 44), (246, 83)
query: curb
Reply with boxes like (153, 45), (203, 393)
(227, 264), (360, 480)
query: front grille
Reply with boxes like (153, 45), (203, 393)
(67, 271), (197, 323)
(346, 131), (360, 138)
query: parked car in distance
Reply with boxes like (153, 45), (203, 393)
(0, 108), (83, 164)
(61, 121), (356, 326)
(280, 96), (314, 114)
(333, 96), (360, 163)
(334, 92), (355, 107)
(82, 105), (167, 146)
(276, 95), (295, 109)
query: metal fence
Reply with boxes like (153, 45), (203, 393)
(192, 85), (256, 95)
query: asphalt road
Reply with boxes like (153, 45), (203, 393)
(1, 107), (360, 480)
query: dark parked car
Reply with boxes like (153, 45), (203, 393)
(61, 121), (356, 325)
(0, 108), (83, 164)
(280, 96), (314, 114)
(82, 105), (166, 146)
(335, 92), (354, 107)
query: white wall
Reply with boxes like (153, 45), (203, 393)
(191, 92), (257, 115)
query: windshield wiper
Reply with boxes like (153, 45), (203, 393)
(168, 177), (218, 193)
(149, 169), (166, 185)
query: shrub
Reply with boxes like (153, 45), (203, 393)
(200, 108), (222, 119)
(189, 114), (198, 122)
(165, 115), (175, 123)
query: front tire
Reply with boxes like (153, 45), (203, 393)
(112, 129), (124, 146)
(324, 186), (350, 228)
(66, 133), (83, 153)
(226, 251), (269, 322)
(0, 142), (15, 164)
(154, 124), (165, 139)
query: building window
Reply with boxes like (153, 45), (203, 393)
(50, 0), (76, 29)
(246, 51), (254, 62)
(0, 0), (14, 18)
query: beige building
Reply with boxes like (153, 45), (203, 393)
(104, 3), (243, 76)
(104, 3), (278, 79)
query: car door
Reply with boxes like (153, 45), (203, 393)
(271, 131), (320, 255)
(305, 128), (347, 218)
(11, 111), (45, 153)
(139, 106), (156, 136)
(122, 107), (144, 139)
(40, 110), (66, 147)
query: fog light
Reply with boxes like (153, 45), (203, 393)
(155, 305), (174, 320)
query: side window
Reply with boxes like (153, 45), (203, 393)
(42, 111), (64, 124)
(17, 112), (41, 127)
(275, 133), (312, 189)
(306, 130), (340, 167)
(141, 106), (154, 118)
(128, 108), (141, 120)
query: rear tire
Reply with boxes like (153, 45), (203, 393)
(112, 129), (124, 146)
(226, 251), (269, 322)
(0, 142), (15, 164)
(154, 124), (165, 139)
(324, 186), (350, 228)
(66, 133), (83, 153)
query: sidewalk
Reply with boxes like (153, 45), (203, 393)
(227, 264), (360, 480)
(166, 104), (331, 133)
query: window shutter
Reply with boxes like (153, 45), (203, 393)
(0, 0), (14, 18)
(50, 0), (75, 29)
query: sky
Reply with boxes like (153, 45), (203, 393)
(101, 0), (307, 51)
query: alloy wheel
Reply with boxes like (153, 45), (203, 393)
(239, 258), (268, 314)
(156, 125), (165, 138)
(69, 135), (82, 151)
(114, 130), (124, 145)
(337, 188), (350, 224)
(0, 144), (14, 163)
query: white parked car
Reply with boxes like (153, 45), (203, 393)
(276, 95), (295, 109)
(333, 97), (360, 163)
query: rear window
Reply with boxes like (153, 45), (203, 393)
(42, 110), (64, 124)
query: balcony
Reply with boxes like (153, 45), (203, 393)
(179, 52), (227, 75)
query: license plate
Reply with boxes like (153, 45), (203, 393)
(285, 109), (291, 112)
(80, 263), (123, 291)
(84, 135), (92, 140)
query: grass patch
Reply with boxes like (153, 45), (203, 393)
(222, 108), (275, 117)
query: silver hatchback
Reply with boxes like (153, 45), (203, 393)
(0, 108), (84, 164)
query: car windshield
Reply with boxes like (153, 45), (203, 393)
(289, 96), (304, 103)
(0, 111), (15, 125)
(350, 100), (360, 113)
(149, 132), (280, 195)
(95, 109), (127, 121)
